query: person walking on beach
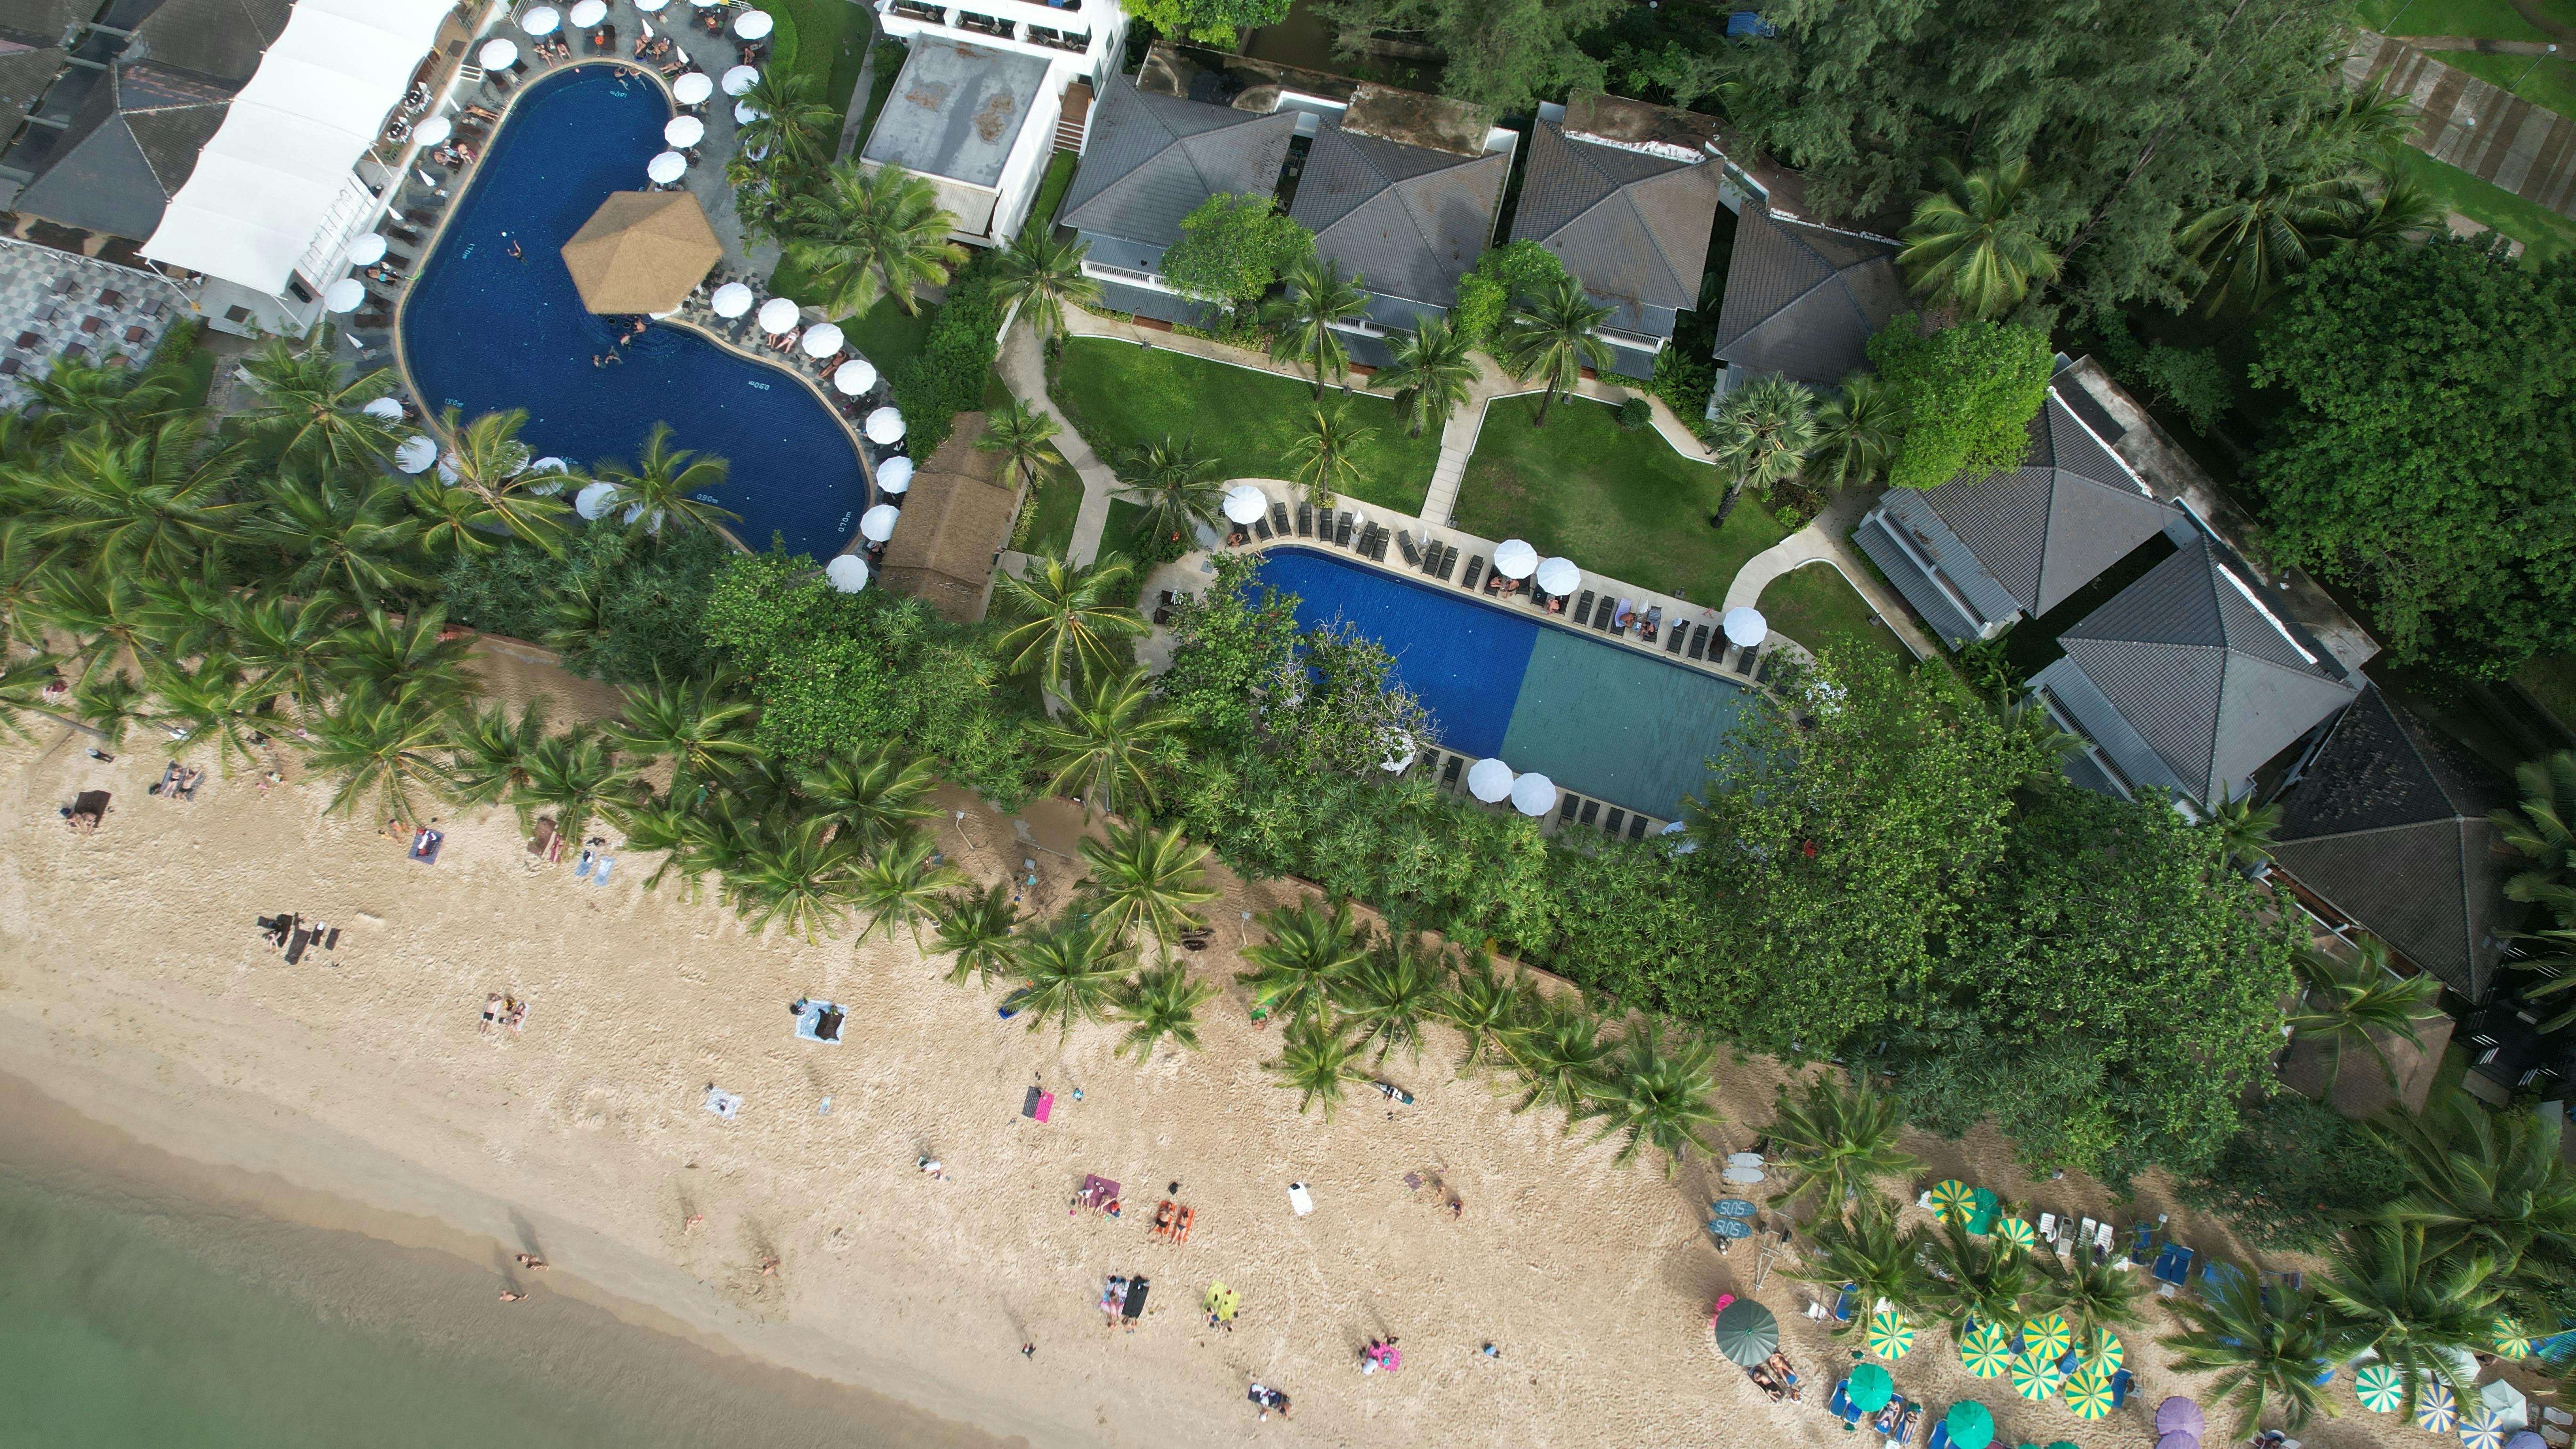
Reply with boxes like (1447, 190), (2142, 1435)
(498, 1288), (525, 1303)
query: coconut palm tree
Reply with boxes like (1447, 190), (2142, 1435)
(2033, 1247), (2146, 1368)
(1805, 372), (1902, 491)
(1077, 818), (1217, 950)
(1263, 254), (1368, 397)
(929, 879), (1022, 987)
(251, 468), (427, 605)
(1703, 376), (1818, 526)
(1283, 403), (1375, 502)
(2335, 153), (2442, 250)
(516, 723), (638, 844)
(724, 815), (862, 942)
(1765, 1072), (1925, 1217)
(423, 408), (569, 555)
(1925, 1222), (2037, 1336)
(2181, 169), (2362, 316)
(2209, 783), (2283, 872)
(150, 656), (270, 777)
(1587, 1025), (1725, 1173)
(2490, 752), (2576, 917)
(797, 742), (942, 859)
(329, 605), (474, 712)
(1271, 1010), (1367, 1118)
(2506, 921), (2576, 1032)
(2373, 1096), (2576, 1283)
(1495, 275), (1612, 427)
(448, 698), (549, 811)
(1028, 665), (1181, 819)
(604, 789), (716, 897)
(14, 352), (182, 440)
(851, 828), (970, 946)
(302, 685), (456, 823)
(236, 341), (400, 469)
(1117, 438), (1225, 555)
(30, 569), (167, 683)
(992, 552), (1146, 694)
(736, 70), (839, 177)
(594, 423), (741, 538)
(137, 572), (231, 664)
(1011, 916), (1133, 1036)
(605, 668), (758, 784)
(975, 398), (1066, 494)
(1115, 963), (1218, 1061)
(1499, 989), (1614, 1127)
(785, 161), (967, 318)
(70, 668), (145, 749)
(2164, 1272), (2349, 1437)
(2286, 935), (2447, 1093)
(0, 652), (72, 742)
(1898, 158), (2063, 320)
(16, 420), (249, 577)
(990, 228), (1102, 349)
(1434, 950), (1518, 1071)
(1335, 929), (1442, 1064)
(1237, 898), (1365, 1028)
(228, 592), (346, 718)
(2316, 1224), (2497, 1413)
(1788, 1196), (1933, 1330)
(1370, 314), (1477, 439)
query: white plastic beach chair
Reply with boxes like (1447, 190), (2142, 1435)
(2038, 1212), (2057, 1239)
(2094, 1222), (2115, 1255)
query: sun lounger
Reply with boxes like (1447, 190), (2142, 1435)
(1666, 619), (1688, 652)
(592, 856), (614, 885)
(1830, 1382), (1863, 1425)
(1370, 526), (1390, 561)
(1253, 514), (1272, 541)
(1687, 622), (1709, 659)
(284, 926), (311, 964)
(2152, 1242), (2194, 1295)
(1558, 792), (1580, 822)
(1295, 502), (1312, 537)
(1734, 644), (1760, 675)
(2110, 1368), (2133, 1407)
(1602, 807), (1626, 837)
(2095, 1221), (2115, 1257)
(1628, 814), (1649, 841)
(1334, 513), (1353, 547)
(1314, 506), (1333, 541)
(1574, 590), (1595, 624)
(1578, 799), (1598, 826)
(1396, 530), (1422, 566)
(1461, 555), (1483, 590)
(2130, 1222), (2156, 1264)
(1436, 544), (1457, 580)
(1270, 501), (1291, 536)
(1439, 754), (1462, 789)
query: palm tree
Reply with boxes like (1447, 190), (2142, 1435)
(329, 605), (473, 712)
(990, 228), (1102, 348)
(236, 341), (399, 469)
(2373, 1096), (2576, 1283)
(2507, 921), (2576, 1032)
(1898, 158), (2063, 320)
(2336, 153), (2441, 250)
(16, 421), (248, 576)
(1370, 315), (1477, 439)
(2490, 751), (2576, 917)
(2209, 783), (2283, 872)
(2286, 935), (2447, 1093)
(1077, 818), (1217, 950)
(151, 656), (270, 777)
(724, 815), (861, 942)
(1271, 1011), (1367, 1118)
(736, 70), (839, 177)
(1283, 403), (1375, 503)
(447, 698), (548, 811)
(2316, 1223), (2498, 1413)
(2164, 1272), (2349, 1437)
(1495, 275), (1612, 427)
(1115, 963), (1218, 1061)
(1765, 1072), (1924, 1217)
(15, 352), (180, 439)
(1335, 929), (1442, 1063)
(1788, 1196), (1933, 1329)
(975, 398), (1066, 494)
(2180, 169), (2361, 316)
(424, 408), (569, 554)
(229, 592), (346, 718)
(1011, 917), (1132, 1036)
(1805, 372), (1902, 491)
(1703, 376), (1818, 526)
(605, 789), (716, 897)
(784, 161), (966, 318)
(1587, 1025), (1725, 1173)
(252, 468), (427, 605)
(1434, 950), (1517, 1071)
(797, 743), (942, 858)
(2034, 1247), (2146, 1368)
(516, 723), (638, 844)
(1117, 438), (1225, 555)
(31, 570), (166, 683)
(303, 685), (455, 823)
(1926, 1222), (2038, 1336)
(929, 879), (1021, 987)
(992, 552), (1145, 694)
(595, 422), (741, 538)
(851, 828), (970, 945)
(1263, 254), (1368, 397)
(1498, 989), (1613, 1127)
(0, 652), (72, 742)
(71, 668), (145, 748)
(605, 669), (758, 784)
(1237, 899), (1365, 1027)
(1028, 665), (1181, 819)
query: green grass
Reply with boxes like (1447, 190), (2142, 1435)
(762, 0), (871, 116)
(1755, 561), (1915, 668)
(1018, 462), (1085, 557)
(2438, 48), (2576, 121)
(2394, 147), (2576, 261)
(1101, 498), (1155, 560)
(1030, 149), (1078, 232)
(1047, 338), (1440, 515)
(1451, 394), (1788, 608)
(2361, 0), (2566, 38)
(763, 259), (942, 364)
(854, 36), (906, 152)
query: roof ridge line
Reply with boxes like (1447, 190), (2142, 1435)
(1613, 169), (1693, 306)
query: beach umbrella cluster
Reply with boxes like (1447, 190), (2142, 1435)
(2010, 1346), (2064, 1402)
(2062, 1366), (2115, 1420)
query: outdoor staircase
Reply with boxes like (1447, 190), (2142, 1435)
(1053, 81), (1092, 153)
(1053, 112), (1086, 153)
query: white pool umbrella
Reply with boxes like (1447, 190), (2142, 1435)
(1491, 538), (1538, 579)
(710, 282), (754, 318)
(414, 114), (453, 148)
(721, 64), (760, 96)
(734, 8), (773, 38)
(568, 0), (606, 25)
(864, 407), (904, 444)
(1722, 606), (1767, 648)
(833, 358), (877, 395)
(524, 457), (570, 495)
(1222, 485), (1267, 524)
(664, 114), (705, 148)
(323, 278), (367, 313)
(520, 6), (560, 36)
(693, 0), (721, 6)
(859, 503), (901, 543)
(1466, 757), (1514, 803)
(361, 396), (404, 420)
(734, 99), (767, 125)
(636, 0), (668, 10)
(574, 481), (621, 521)
(436, 454), (460, 486)
(672, 71), (712, 104)
(646, 150), (686, 185)
(824, 555), (869, 593)
(1377, 731), (1417, 773)
(757, 297), (800, 333)
(1510, 772), (1557, 816)
(480, 37), (521, 69)
(1534, 555), (1579, 596)
(801, 322), (845, 358)
(394, 435), (438, 473)
(874, 456), (913, 494)
(347, 233), (388, 266)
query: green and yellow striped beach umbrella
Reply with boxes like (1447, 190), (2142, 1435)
(2078, 1328), (2123, 1374)
(1962, 1320), (2013, 1379)
(1999, 1216), (2040, 1251)
(1869, 1309), (1916, 1361)
(2493, 1316), (2533, 1358)
(2023, 1311), (2074, 1362)
(1930, 1179), (1973, 1224)
(2011, 1346), (2065, 1401)
(2353, 1362), (2406, 1414)
(2064, 1366), (2115, 1420)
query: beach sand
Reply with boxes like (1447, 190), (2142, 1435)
(0, 645), (2530, 1449)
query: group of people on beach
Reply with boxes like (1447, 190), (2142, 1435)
(1748, 1349), (1803, 1403)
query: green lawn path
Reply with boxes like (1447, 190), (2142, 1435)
(1755, 561), (1916, 669)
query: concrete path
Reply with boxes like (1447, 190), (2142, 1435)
(996, 322), (1129, 564)
(1720, 485), (1940, 661)
(2349, 30), (2576, 221)
(833, 8), (881, 163)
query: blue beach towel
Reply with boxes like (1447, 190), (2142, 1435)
(592, 857), (614, 886)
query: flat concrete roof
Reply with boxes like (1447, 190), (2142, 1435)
(862, 39), (1048, 191)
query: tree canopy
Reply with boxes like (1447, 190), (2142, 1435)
(1121, 0), (1290, 46)
(1868, 316), (2052, 488)
(1314, 0), (1615, 112)
(1159, 194), (1313, 317)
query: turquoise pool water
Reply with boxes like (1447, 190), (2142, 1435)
(1255, 548), (1752, 817)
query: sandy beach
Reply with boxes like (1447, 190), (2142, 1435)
(0, 643), (2534, 1449)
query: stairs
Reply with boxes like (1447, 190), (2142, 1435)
(1052, 81), (1092, 153)
(1052, 112), (1085, 153)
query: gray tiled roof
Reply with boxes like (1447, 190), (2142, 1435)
(1856, 510), (1985, 645)
(0, 0), (92, 47)
(1289, 121), (1506, 310)
(2026, 386), (2137, 492)
(13, 62), (228, 240)
(0, 45), (65, 151)
(1709, 207), (1902, 387)
(1060, 77), (1297, 250)
(129, 0), (295, 87)
(2055, 533), (2357, 804)
(1509, 120), (1721, 327)
(1916, 462), (2177, 617)
(1869, 488), (2022, 637)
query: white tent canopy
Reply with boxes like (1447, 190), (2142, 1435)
(1509, 772), (1557, 816)
(142, 0), (455, 298)
(1466, 757), (1514, 804)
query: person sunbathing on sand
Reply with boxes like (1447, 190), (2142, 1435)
(481, 993), (501, 1032)
(515, 1253), (548, 1270)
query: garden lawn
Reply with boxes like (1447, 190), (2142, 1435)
(764, 260), (942, 369)
(1018, 462), (1085, 557)
(2359, 0), (2570, 38)
(2396, 148), (2576, 260)
(763, 0), (872, 117)
(1048, 338), (1439, 515)
(1756, 561), (1915, 669)
(1452, 394), (1787, 606)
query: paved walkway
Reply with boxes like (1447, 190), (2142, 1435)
(998, 322), (1128, 564)
(2349, 30), (2576, 220)
(1720, 484), (1940, 661)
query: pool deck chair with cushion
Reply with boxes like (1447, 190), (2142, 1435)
(1575, 590), (1595, 624)
(1397, 530), (1422, 567)
(1271, 501), (1291, 537)
(1688, 622), (1709, 659)
(1254, 514), (1273, 541)
(1436, 544), (1458, 580)
(1335, 513), (1354, 547)
(1734, 644), (1760, 675)
(1296, 502), (1312, 537)
(1462, 556), (1483, 591)
(1314, 507), (1333, 541)
(1666, 621), (1688, 653)
(2152, 1243), (2194, 1296)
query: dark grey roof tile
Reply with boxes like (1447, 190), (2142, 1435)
(1510, 120), (1719, 319)
(1060, 77), (1296, 249)
(1290, 121), (1506, 309)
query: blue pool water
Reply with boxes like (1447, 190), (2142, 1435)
(1254, 548), (1753, 818)
(399, 65), (867, 558)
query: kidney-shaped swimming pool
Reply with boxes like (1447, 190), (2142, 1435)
(399, 64), (867, 558)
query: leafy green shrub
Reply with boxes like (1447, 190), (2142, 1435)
(764, 11), (800, 76)
(1615, 396), (1653, 431)
(1648, 342), (1716, 419)
(1452, 241), (1570, 345)
(2175, 1094), (2413, 1251)
(2128, 344), (2234, 435)
(1870, 315), (2053, 488)
(436, 523), (730, 684)
(888, 249), (1001, 460)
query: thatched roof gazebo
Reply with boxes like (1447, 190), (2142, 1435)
(558, 191), (721, 314)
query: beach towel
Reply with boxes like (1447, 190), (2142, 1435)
(1288, 1182), (1314, 1216)
(408, 828), (443, 864)
(703, 1085), (742, 1120)
(794, 1000), (846, 1044)
(592, 857), (614, 886)
(1122, 1277), (1150, 1319)
(1204, 1282), (1239, 1322)
(575, 848), (596, 879)
(1021, 1087), (1054, 1122)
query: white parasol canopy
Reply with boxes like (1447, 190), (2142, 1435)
(720, 64), (760, 96)
(693, 0), (722, 6)
(393, 435), (437, 473)
(734, 99), (766, 126)
(637, 0), (669, 9)
(573, 480), (621, 521)
(2482, 1382), (2529, 1431)
(436, 454), (459, 486)
(664, 114), (705, 148)
(567, 0), (607, 25)
(824, 555), (869, 593)
(864, 407), (904, 445)
(859, 503), (901, 543)
(1534, 555), (1579, 596)
(414, 114), (452, 148)
(646, 150), (685, 185)
(800, 321), (845, 358)
(757, 296), (800, 332)
(1721, 606), (1767, 648)
(1377, 730), (1417, 774)
(672, 71), (712, 104)
(1222, 485), (1267, 524)
(710, 281), (753, 318)
(1491, 538), (1538, 579)
(734, 8), (773, 38)
(1466, 757), (1514, 804)
(1509, 772), (1557, 816)
(322, 277), (367, 313)
(480, 37), (520, 69)
(524, 456), (570, 495)
(520, 6), (560, 36)
(832, 358), (877, 395)
(874, 456), (913, 494)
(347, 233), (387, 266)
(361, 395), (403, 420)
